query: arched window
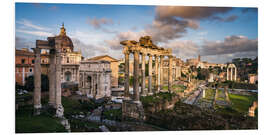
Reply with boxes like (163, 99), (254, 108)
(64, 71), (72, 82)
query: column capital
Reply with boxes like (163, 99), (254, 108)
(160, 55), (164, 59)
(148, 54), (153, 57)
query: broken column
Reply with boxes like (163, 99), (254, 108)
(33, 48), (42, 115)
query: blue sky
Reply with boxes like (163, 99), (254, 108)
(15, 3), (258, 63)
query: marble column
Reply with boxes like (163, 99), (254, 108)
(234, 68), (237, 81)
(124, 52), (130, 99)
(141, 53), (146, 96)
(148, 54), (153, 95)
(49, 49), (56, 107)
(168, 56), (173, 92)
(154, 55), (159, 93)
(160, 56), (164, 90)
(55, 50), (64, 118)
(133, 51), (140, 101)
(227, 68), (229, 80)
(230, 68), (233, 81)
(33, 48), (41, 115)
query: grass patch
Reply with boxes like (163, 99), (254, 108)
(16, 105), (66, 133)
(229, 93), (257, 114)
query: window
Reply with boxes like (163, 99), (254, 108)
(21, 59), (25, 64)
(29, 68), (32, 72)
(67, 57), (70, 63)
(32, 59), (35, 64)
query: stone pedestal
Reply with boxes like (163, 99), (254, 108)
(56, 104), (64, 118)
(122, 99), (145, 121)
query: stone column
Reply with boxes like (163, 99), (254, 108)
(141, 53), (146, 96)
(234, 68), (237, 81)
(230, 68), (233, 81)
(124, 51), (130, 99)
(49, 49), (56, 107)
(55, 50), (64, 118)
(33, 48), (41, 115)
(168, 56), (173, 92)
(226, 68), (229, 80)
(133, 50), (140, 101)
(148, 54), (153, 95)
(155, 55), (159, 93)
(160, 56), (164, 90)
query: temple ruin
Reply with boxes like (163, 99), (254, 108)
(120, 36), (174, 121)
(226, 63), (237, 81)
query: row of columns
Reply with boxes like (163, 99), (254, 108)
(124, 51), (173, 101)
(33, 48), (63, 117)
(226, 67), (237, 81)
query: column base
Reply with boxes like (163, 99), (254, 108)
(33, 104), (42, 115)
(55, 104), (64, 118)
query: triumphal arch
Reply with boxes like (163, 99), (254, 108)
(120, 36), (174, 121)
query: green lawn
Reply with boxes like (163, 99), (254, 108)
(229, 93), (257, 114)
(16, 105), (66, 133)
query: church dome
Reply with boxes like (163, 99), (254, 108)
(56, 23), (74, 52)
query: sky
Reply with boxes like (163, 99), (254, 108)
(15, 3), (258, 64)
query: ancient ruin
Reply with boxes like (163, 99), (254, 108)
(120, 36), (174, 121)
(227, 63), (237, 81)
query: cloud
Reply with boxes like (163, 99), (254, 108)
(17, 19), (51, 31)
(200, 35), (258, 56)
(105, 31), (144, 50)
(72, 38), (109, 58)
(15, 36), (35, 49)
(163, 40), (199, 60)
(86, 17), (114, 29)
(16, 29), (54, 37)
(105, 15), (200, 49)
(145, 18), (199, 43)
(202, 51), (258, 64)
(156, 6), (233, 21)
